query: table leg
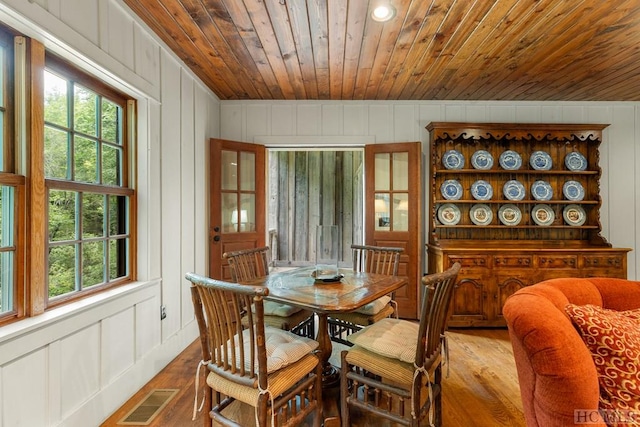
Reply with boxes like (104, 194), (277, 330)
(315, 313), (340, 388)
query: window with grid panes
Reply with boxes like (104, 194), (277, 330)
(0, 28), (23, 323)
(44, 53), (135, 304)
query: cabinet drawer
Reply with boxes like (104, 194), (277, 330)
(536, 255), (578, 269)
(494, 255), (532, 268)
(446, 255), (489, 269)
(581, 254), (625, 269)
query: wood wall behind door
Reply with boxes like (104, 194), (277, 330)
(268, 150), (364, 267)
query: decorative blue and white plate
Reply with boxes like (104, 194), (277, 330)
(564, 151), (587, 171)
(563, 204), (586, 226)
(442, 150), (465, 170)
(531, 180), (553, 201)
(498, 204), (522, 226)
(532, 204), (555, 226)
(562, 180), (585, 201)
(471, 180), (493, 200)
(437, 203), (461, 225)
(529, 151), (553, 170)
(499, 150), (522, 170)
(440, 179), (463, 200)
(503, 180), (526, 201)
(471, 150), (494, 170)
(470, 204), (493, 226)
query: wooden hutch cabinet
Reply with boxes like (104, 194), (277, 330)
(426, 122), (631, 327)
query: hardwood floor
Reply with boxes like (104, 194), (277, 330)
(101, 328), (525, 427)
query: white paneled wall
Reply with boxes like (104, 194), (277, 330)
(2, 348), (47, 426)
(222, 101), (640, 280)
(159, 51), (183, 342)
(0, 1), (218, 426)
(0, 1), (638, 426)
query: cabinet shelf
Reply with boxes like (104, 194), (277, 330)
(426, 122), (630, 328)
(435, 169), (599, 175)
(435, 199), (599, 205)
(434, 225), (600, 229)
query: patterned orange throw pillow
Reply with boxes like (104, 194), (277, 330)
(565, 304), (640, 426)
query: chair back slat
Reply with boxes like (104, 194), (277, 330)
(190, 286), (212, 364)
(185, 272), (269, 383)
(415, 262), (461, 366)
(224, 246), (271, 282)
(351, 244), (403, 276)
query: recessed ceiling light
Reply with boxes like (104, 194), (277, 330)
(371, 4), (396, 22)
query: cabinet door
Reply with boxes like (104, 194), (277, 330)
(446, 255), (490, 326)
(494, 273), (534, 322)
(449, 272), (489, 327)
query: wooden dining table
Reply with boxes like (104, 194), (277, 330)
(248, 266), (408, 387)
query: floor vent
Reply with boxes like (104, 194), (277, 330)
(117, 389), (179, 425)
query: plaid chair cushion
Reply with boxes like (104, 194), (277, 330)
(353, 295), (392, 315)
(261, 300), (302, 316)
(228, 326), (319, 373)
(347, 317), (418, 363)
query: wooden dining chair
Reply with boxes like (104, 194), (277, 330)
(185, 272), (323, 427)
(328, 244), (403, 345)
(339, 262), (461, 427)
(223, 246), (315, 338)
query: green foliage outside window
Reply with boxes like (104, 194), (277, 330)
(0, 186), (14, 313)
(0, 39), (14, 315)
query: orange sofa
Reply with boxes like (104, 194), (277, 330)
(503, 277), (640, 427)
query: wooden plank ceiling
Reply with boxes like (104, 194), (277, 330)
(123, 0), (640, 101)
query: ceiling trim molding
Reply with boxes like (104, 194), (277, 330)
(254, 135), (374, 147)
